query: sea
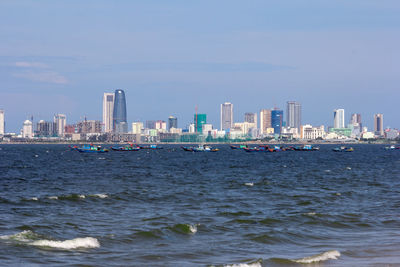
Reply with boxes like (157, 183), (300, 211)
(0, 144), (399, 266)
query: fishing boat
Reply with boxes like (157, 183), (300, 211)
(182, 145), (219, 152)
(139, 144), (163, 149)
(333, 146), (354, 152)
(384, 145), (399, 150)
(77, 144), (109, 153)
(230, 144), (248, 150)
(111, 144), (140, 151)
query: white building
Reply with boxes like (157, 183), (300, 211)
(220, 102), (233, 130)
(301, 124), (325, 140)
(169, 127), (183, 134)
(155, 120), (167, 131)
(260, 109), (272, 135)
(334, 109), (345, 128)
(54, 114), (66, 137)
(202, 123), (213, 133)
(132, 122), (143, 134)
(188, 124), (196, 133)
(282, 127), (300, 139)
(0, 109), (4, 135)
(286, 101), (301, 131)
(233, 122), (256, 136)
(22, 120), (33, 139)
(103, 92), (114, 133)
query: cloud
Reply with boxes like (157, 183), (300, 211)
(13, 70), (68, 84)
(15, 61), (49, 68)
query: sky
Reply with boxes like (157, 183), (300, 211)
(0, 0), (399, 132)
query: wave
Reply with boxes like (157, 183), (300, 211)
(293, 250), (341, 263)
(0, 230), (100, 250)
(169, 224), (198, 234)
(244, 183), (254, 186)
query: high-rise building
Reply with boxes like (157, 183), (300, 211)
(260, 109), (272, 134)
(220, 102), (233, 130)
(374, 114), (384, 136)
(146, 120), (156, 129)
(132, 122), (143, 134)
(244, 112), (257, 126)
(113, 89), (128, 133)
(271, 109), (283, 135)
(54, 114), (66, 137)
(103, 93), (114, 133)
(168, 116), (178, 130)
(155, 120), (167, 130)
(194, 114), (207, 133)
(22, 120), (33, 138)
(286, 101), (301, 131)
(350, 113), (362, 129)
(36, 120), (56, 137)
(77, 120), (102, 133)
(0, 109), (4, 135)
(334, 109), (345, 128)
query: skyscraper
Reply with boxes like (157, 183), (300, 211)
(220, 102), (233, 130)
(286, 101), (301, 131)
(260, 109), (272, 134)
(194, 114), (207, 133)
(244, 112), (257, 126)
(350, 113), (362, 129)
(22, 120), (33, 138)
(54, 114), (66, 137)
(0, 109), (4, 135)
(374, 114), (384, 136)
(334, 109), (345, 128)
(271, 109), (283, 135)
(113, 89), (128, 133)
(103, 92), (114, 133)
(168, 116), (178, 130)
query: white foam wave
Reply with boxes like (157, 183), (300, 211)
(0, 230), (38, 242)
(32, 237), (100, 249)
(92, 194), (108, 199)
(189, 224), (198, 234)
(30, 197), (38, 201)
(245, 183), (254, 186)
(79, 194), (86, 199)
(48, 196), (58, 200)
(294, 250), (340, 263)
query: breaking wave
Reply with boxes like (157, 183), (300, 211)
(0, 230), (100, 250)
(293, 250), (341, 263)
(169, 223), (198, 234)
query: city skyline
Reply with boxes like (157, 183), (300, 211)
(1, 1), (399, 131)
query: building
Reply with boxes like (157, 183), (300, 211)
(233, 122), (256, 136)
(350, 113), (362, 129)
(271, 109), (283, 135)
(155, 120), (167, 131)
(22, 120), (33, 138)
(145, 120), (156, 129)
(0, 109), (4, 135)
(385, 128), (399, 140)
(194, 114), (207, 133)
(220, 102), (233, 130)
(113, 89), (127, 133)
(77, 120), (102, 134)
(260, 109), (272, 135)
(54, 114), (66, 137)
(132, 122), (143, 134)
(301, 124), (325, 140)
(244, 112), (257, 126)
(286, 101), (301, 131)
(334, 109), (345, 128)
(103, 92), (114, 133)
(202, 124), (213, 134)
(168, 116), (178, 130)
(374, 114), (384, 137)
(36, 120), (56, 137)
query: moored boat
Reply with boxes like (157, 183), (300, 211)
(77, 144), (109, 153)
(111, 144), (140, 151)
(182, 145), (219, 152)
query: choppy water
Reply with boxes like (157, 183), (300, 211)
(0, 144), (399, 266)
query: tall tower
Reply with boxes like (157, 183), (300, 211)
(286, 101), (301, 131)
(113, 89), (128, 133)
(260, 109), (272, 134)
(244, 112), (257, 126)
(168, 116), (178, 130)
(54, 114), (66, 137)
(220, 102), (233, 130)
(374, 114), (384, 136)
(0, 109), (4, 135)
(271, 109), (283, 135)
(22, 120), (33, 138)
(103, 92), (114, 133)
(334, 109), (345, 128)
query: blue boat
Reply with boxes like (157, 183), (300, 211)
(111, 144), (140, 151)
(77, 144), (109, 153)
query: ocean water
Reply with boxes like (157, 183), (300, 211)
(0, 144), (399, 266)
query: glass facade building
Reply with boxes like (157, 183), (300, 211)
(286, 101), (301, 131)
(194, 114), (207, 133)
(168, 116), (178, 130)
(271, 109), (283, 135)
(113, 89), (128, 133)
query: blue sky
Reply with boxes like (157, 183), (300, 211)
(1, 0), (399, 132)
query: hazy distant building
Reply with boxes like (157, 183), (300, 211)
(271, 109), (283, 135)
(194, 114), (207, 133)
(0, 109), (4, 135)
(77, 120), (102, 134)
(286, 101), (301, 131)
(103, 92), (114, 133)
(22, 120), (33, 138)
(36, 120), (56, 137)
(374, 114), (384, 136)
(220, 102), (233, 130)
(132, 122), (143, 134)
(146, 120), (156, 129)
(113, 89), (127, 133)
(54, 114), (66, 137)
(244, 112), (257, 126)
(155, 120), (167, 130)
(260, 109), (272, 135)
(168, 116), (178, 130)
(334, 109), (345, 128)
(350, 113), (362, 128)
